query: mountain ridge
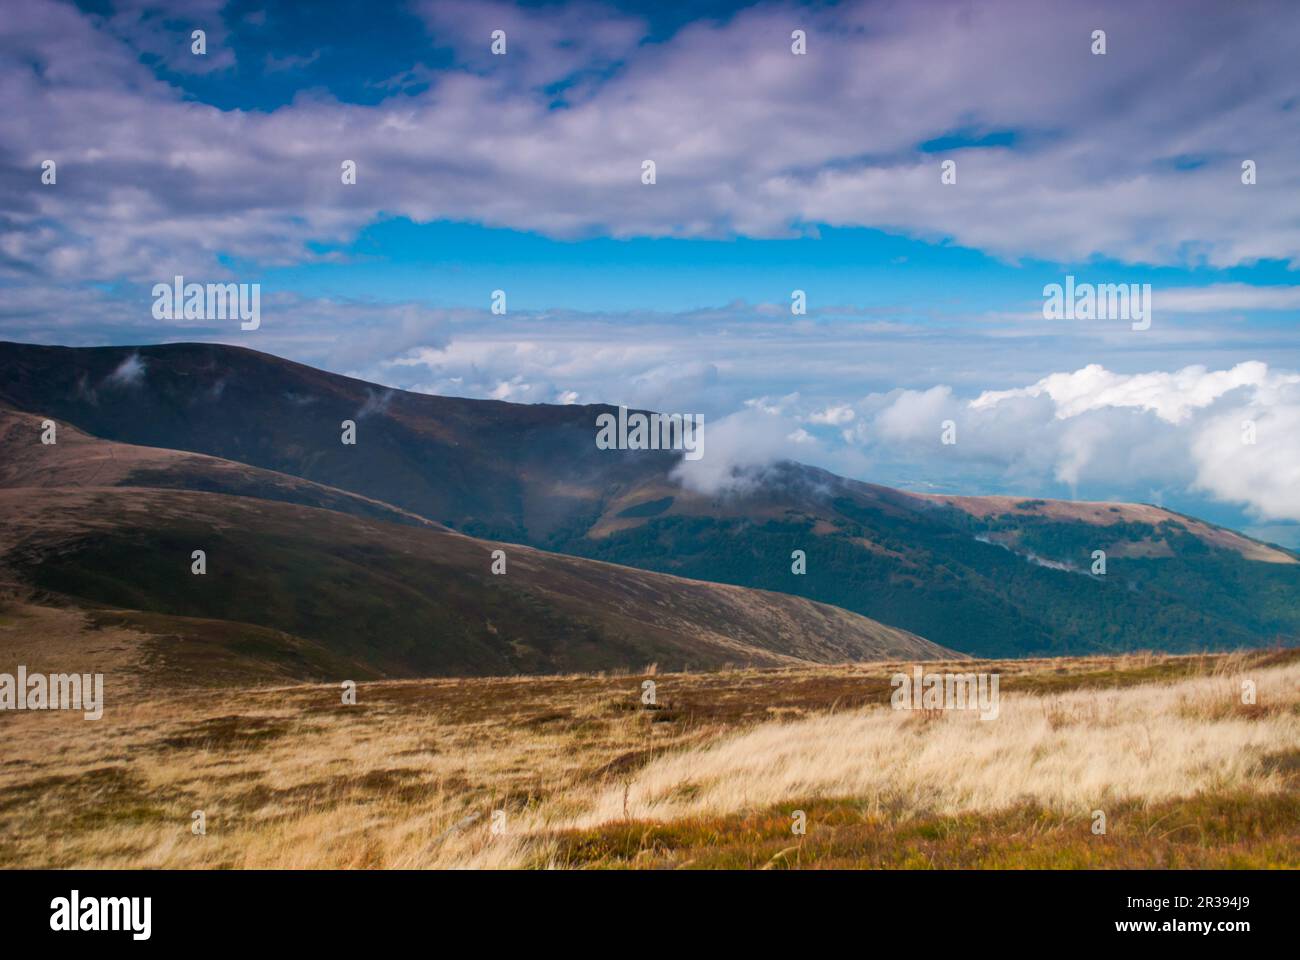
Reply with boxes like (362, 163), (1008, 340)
(0, 398), (954, 679)
(2, 339), (1296, 658)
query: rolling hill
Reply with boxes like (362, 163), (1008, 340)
(2, 339), (1297, 658)
(0, 406), (950, 681)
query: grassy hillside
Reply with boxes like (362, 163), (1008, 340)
(0, 405), (440, 529)
(0, 486), (950, 679)
(1, 644), (1295, 869)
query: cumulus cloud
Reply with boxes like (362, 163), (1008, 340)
(874, 386), (957, 440)
(953, 363), (1300, 521)
(489, 377), (531, 401)
(666, 360), (1300, 527)
(671, 407), (819, 496)
(1, 1), (1296, 538)
(807, 404), (856, 425)
(970, 362), (1289, 424)
(4, 0), (1300, 297)
(1191, 403), (1300, 521)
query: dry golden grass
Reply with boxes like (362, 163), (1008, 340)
(575, 662), (1300, 827)
(1, 643), (1296, 869)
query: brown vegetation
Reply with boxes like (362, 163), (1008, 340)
(1, 632), (1294, 869)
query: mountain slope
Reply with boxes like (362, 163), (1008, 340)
(0, 340), (642, 542)
(3, 340), (1296, 658)
(0, 404), (438, 529)
(0, 488), (950, 677)
(568, 462), (1300, 657)
(0, 419), (952, 678)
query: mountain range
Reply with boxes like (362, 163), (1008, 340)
(0, 340), (1295, 679)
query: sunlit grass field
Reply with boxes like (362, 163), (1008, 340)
(1, 613), (1296, 869)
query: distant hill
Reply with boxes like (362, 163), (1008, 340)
(2, 340), (1296, 658)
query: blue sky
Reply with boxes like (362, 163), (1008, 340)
(4, 0), (1300, 542)
(266, 217), (1300, 321)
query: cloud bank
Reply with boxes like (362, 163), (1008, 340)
(4, 0), (1300, 293)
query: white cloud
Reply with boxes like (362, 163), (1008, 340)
(106, 352), (145, 387)
(875, 386), (956, 440)
(971, 362), (1288, 424)
(650, 360), (1300, 525)
(1157, 284), (1300, 313)
(807, 404), (856, 425)
(1191, 398), (1300, 521)
(5, 0), (1300, 295)
(490, 377), (531, 401)
(671, 407), (817, 496)
(965, 363), (1300, 520)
